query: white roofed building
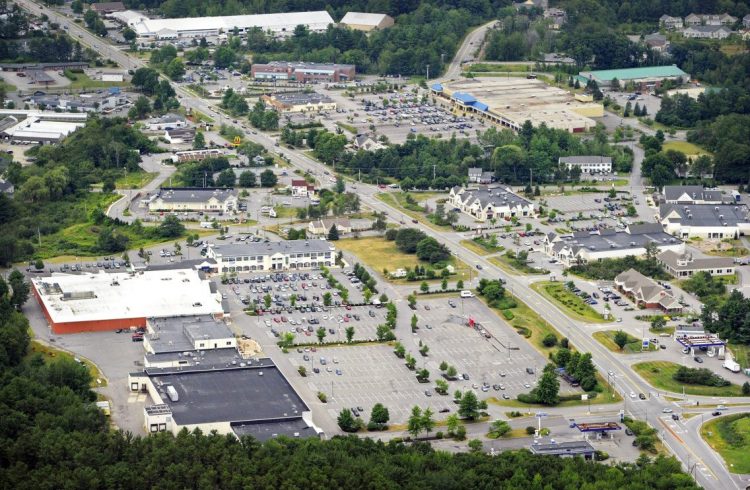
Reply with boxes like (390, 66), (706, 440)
(339, 12), (394, 31)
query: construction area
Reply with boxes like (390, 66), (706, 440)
(431, 78), (603, 133)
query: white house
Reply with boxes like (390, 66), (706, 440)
(291, 179), (316, 198)
(558, 156), (612, 174)
(682, 25), (733, 39)
(449, 186), (536, 222)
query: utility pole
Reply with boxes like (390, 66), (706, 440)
(433, 164), (436, 181)
(426, 64), (430, 81)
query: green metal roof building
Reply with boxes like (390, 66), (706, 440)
(579, 65), (689, 87)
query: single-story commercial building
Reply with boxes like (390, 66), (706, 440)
(579, 65), (689, 89)
(171, 149), (225, 163)
(31, 270), (223, 334)
(1, 113), (86, 144)
(614, 268), (682, 312)
(657, 250), (735, 278)
(544, 223), (683, 267)
(291, 179), (316, 197)
(658, 203), (750, 239)
(91, 1), (125, 14)
(148, 114), (187, 131)
(339, 12), (394, 31)
(308, 218), (352, 236)
(251, 61), (355, 83)
(164, 127), (196, 144)
(662, 185), (727, 205)
(529, 441), (596, 459)
(261, 92), (336, 113)
(449, 185), (536, 222)
(558, 156), (612, 174)
(208, 240), (336, 273)
(148, 187), (238, 213)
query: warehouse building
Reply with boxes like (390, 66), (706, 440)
(579, 65), (689, 89)
(449, 185), (536, 222)
(148, 187), (238, 213)
(431, 78), (602, 133)
(558, 156), (612, 174)
(1, 112), (86, 144)
(251, 61), (356, 83)
(544, 223), (683, 267)
(208, 240), (336, 273)
(339, 12), (394, 31)
(143, 315), (236, 359)
(31, 269), (223, 334)
(658, 203), (750, 239)
(131, 11), (335, 40)
(261, 92), (336, 113)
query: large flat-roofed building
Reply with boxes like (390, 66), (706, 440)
(559, 156), (612, 174)
(208, 240), (335, 272)
(544, 223), (683, 267)
(148, 187), (238, 213)
(251, 61), (355, 83)
(31, 270), (223, 334)
(1, 112), (86, 144)
(339, 12), (394, 31)
(579, 65), (689, 89)
(131, 11), (335, 40)
(91, 1), (125, 14)
(449, 185), (536, 222)
(129, 357), (321, 439)
(657, 250), (735, 278)
(261, 92), (336, 113)
(658, 203), (750, 239)
(431, 78), (602, 133)
(529, 441), (595, 459)
(144, 315), (236, 358)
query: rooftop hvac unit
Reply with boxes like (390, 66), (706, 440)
(258, 371), (264, 376)
(166, 385), (179, 402)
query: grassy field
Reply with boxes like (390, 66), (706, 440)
(593, 330), (658, 353)
(633, 361), (745, 397)
(464, 63), (533, 73)
(487, 389), (622, 409)
(701, 413), (750, 473)
(335, 236), (471, 282)
(703, 240), (749, 258)
(490, 254), (548, 276)
(64, 70), (129, 90)
(114, 171), (159, 189)
(0, 78), (17, 92)
(27, 340), (107, 387)
(460, 239), (504, 256)
(662, 140), (711, 157)
(531, 281), (606, 323)
(376, 192), (450, 232)
(728, 343), (750, 369)
(336, 122), (358, 134)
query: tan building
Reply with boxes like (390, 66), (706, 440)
(261, 92), (336, 113)
(308, 218), (352, 236)
(339, 12), (394, 31)
(658, 251), (735, 278)
(148, 188), (238, 213)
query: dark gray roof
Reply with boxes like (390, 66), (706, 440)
(232, 418), (317, 442)
(147, 362), (309, 426)
(658, 250), (734, 271)
(456, 185), (532, 209)
(271, 92), (333, 105)
(147, 315), (232, 354)
(145, 347), (239, 367)
(210, 239), (334, 258)
(659, 203), (750, 226)
(468, 167), (482, 176)
(663, 186), (726, 203)
(259, 61), (354, 72)
(558, 156), (612, 164)
(551, 225), (680, 254)
(686, 25), (731, 33)
(155, 187), (236, 204)
(529, 441), (595, 456)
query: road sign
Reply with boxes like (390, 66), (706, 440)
(535, 412), (548, 417)
(642, 338), (650, 349)
(581, 394), (588, 401)
(232, 136), (242, 147)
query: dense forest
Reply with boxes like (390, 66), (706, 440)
(0, 287), (699, 489)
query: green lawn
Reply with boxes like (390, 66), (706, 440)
(701, 414), (750, 474)
(64, 70), (129, 90)
(531, 281), (606, 323)
(27, 339), (107, 387)
(662, 141), (711, 157)
(490, 254), (548, 276)
(115, 171), (158, 189)
(487, 387), (622, 409)
(633, 361), (745, 397)
(464, 63), (533, 73)
(728, 343), (750, 369)
(335, 236), (471, 282)
(0, 78), (17, 92)
(593, 330), (658, 353)
(460, 239), (504, 257)
(336, 122), (358, 134)
(376, 192), (451, 232)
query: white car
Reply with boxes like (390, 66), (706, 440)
(629, 392), (636, 399)
(662, 407), (673, 413)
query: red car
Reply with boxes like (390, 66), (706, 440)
(345, 305), (352, 310)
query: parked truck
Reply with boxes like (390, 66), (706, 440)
(723, 358), (741, 373)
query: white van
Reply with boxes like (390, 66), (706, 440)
(460, 290), (474, 298)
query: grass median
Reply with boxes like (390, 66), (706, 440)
(593, 330), (658, 353)
(633, 361), (745, 397)
(530, 281), (606, 323)
(701, 413), (750, 473)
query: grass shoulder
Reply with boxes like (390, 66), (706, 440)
(531, 281), (606, 323)
(593, 330), (658, 353)
(701, 413), (750, 473)
(489, 253), (548, 276)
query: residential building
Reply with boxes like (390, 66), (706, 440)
(658, 203), (750, 239)
(251, 61), (355, 83)
(659, 15), (684, 30)
(148, 113), (187, 131)
(529, 441), (595, 459)
(644, 33), (670, 52)
(657, 250), (735, 278)
(682, 25), (733, 39)
(91, 2), (125, 14)
(308, 218), (352, 236)
(558, 155), (612, 174)
(31, 269), (223, 334)
(467, 168), (494, 184)
(449, 185), (536, 222)
(579, 65), (689, 90)
(614, 268), (682, 312)
(544, 223), (683, 267)
(261, 92), (336, 113)
(685, 13), (737, 26)
(164, 127), (196, 144)
(0, 179), (14, 195)
(744, 14), (750, 28)
(131, 11), (335, 40)
(662, 185), (726, 205)
(291, 179), (315, 198)
(207, 240), (336, 273)
(339, 12), (394, 31)
(148, 187), (238, 213)
(353, 134), (386, 151)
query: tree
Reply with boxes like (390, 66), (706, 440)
(165, 58), (185, 80)
(420, 281), (429, 293)
(405, 354), (417, 370)
(613, 330), (629, 350)
(458, 390), (480, 420)
(446, 414), (460, 436)
(264, 294), (272, 309)
(193, 131), (206, 150)
(34, 259), (44, 271)
(394, 342), (406, 358)
(322, 292), (332, 306)
(122, 27), (136, 42)
(316, 327), (326, 343)
(456, 280), (464, 289)
(216, 169), (236, 188)
(327, 224), (340, 241)
(338, 408), (359, 432)
(239, 171), (256, 188)
(439, 361), (448, 371)
(370, 403), (390, 429)
(407, 406), (423, 438)
(446, 365), (458, 379)
(441, 278), (448, 290)
(743, 382), (750, 396)
(260, 169), (277, 187)
(8, 270), (30, 308)
(157, 214), (185, 238)
(533, 364), (560, 405)
(411, 314), (418, 332)
(488, 420), (511, 438)
(280, 332), (295, 349)
(651, 316), (666, 331)
(416, 368), (430, 382)
(468, 439), (483, 453)
(421, 408), (435, 437)
(542, 333), (558, 347)
(345, 326), (355, 343)
(335, 177), (345, 193)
